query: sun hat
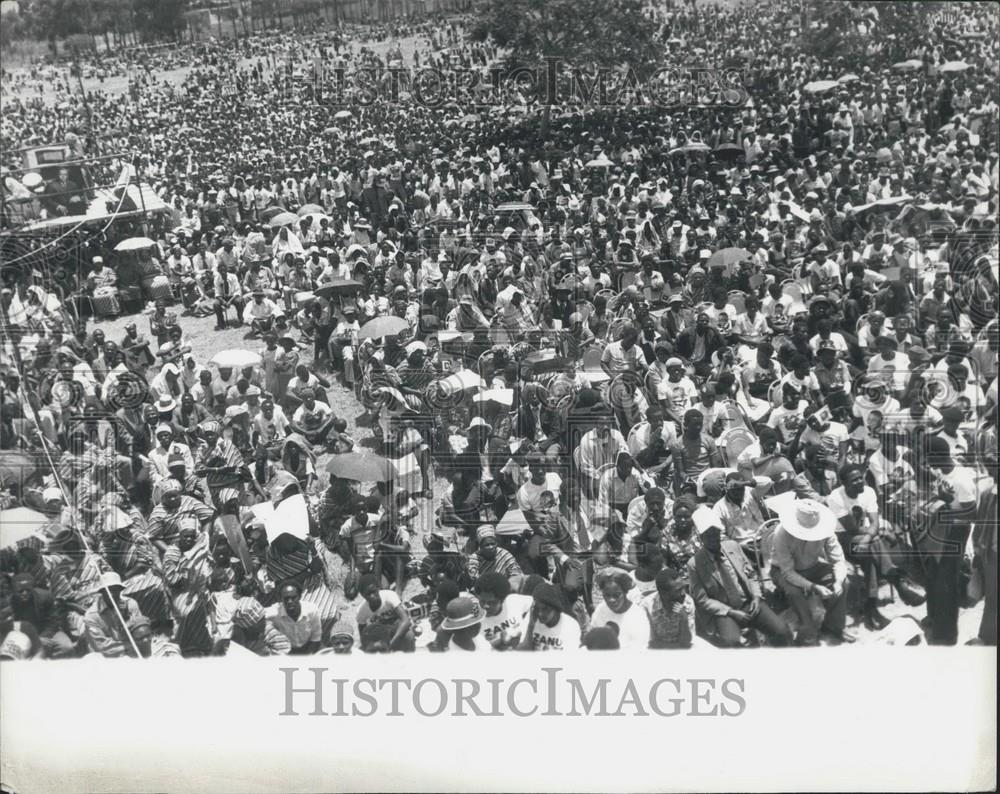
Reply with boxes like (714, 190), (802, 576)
(98, 571), (126, 591)
(155, 395), (177, 413)
(777, 499), (837, 541)
(440, 596), (484, 631)
(691, 505), (724, 536)
(0, 631), (33, 660)
(42, 486), (64, 503)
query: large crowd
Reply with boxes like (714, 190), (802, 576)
(0, 0), (997, 660)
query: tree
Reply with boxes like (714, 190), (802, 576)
(802, 0), (943, 66)
(26, 0), (84, 55)
(475, 0), (660, 75)
(471, 0), (662, 127)
(132, 0), (187, 41)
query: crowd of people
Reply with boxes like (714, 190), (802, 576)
(0, 0), (998, 660)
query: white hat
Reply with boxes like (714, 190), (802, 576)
(0, 631), (32, 660)
(777, 499), (836, 542)
(467, 416), (490, 431)
(692, 505), (723, 536)
(42, 486), (64, 503)
(99, 571), (125, 591)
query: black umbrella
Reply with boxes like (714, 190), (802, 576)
(315, 278), (364, 299)
(714, 143), (744, 160)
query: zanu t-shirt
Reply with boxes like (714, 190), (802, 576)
(529, 612), (582, 651)
(481, 594), (533, 647)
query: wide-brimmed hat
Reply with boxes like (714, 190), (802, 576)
(155, 394), (177, 413)
(691, 505), (724, 536)
(777, 499), (836, 541)
(441, 596), (483, 631)
(98, 571), (126, 591)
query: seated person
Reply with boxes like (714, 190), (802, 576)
(687, 507), (792, 648)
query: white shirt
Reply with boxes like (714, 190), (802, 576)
(481, 594), (533, 647)
(590, 602), (651, 650)
(265, 600), (322, 649)
(529, 612), (581, 651)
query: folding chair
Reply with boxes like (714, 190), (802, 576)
(727, 290), (746, 315)
(718, 426), (756, 467)
(752, 518), (781, 592)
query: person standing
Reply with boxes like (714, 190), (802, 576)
(918, 436), (979, 645)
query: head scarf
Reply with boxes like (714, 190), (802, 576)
(198, 419), (223, 436)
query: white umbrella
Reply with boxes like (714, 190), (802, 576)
(114, 236), (156, 252)
(803, 80), (839, 94)
(940, 60), (971, 73)
(838, 73), (860, 83)
(334, 109), (353, 120)
(586, 154), (615, 168)
(892, 59), (923, 71)
(210, 349), (262, 368)
(267, 211), (298, 228)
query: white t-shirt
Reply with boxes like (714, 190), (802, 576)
(827, 485), (880, 531)
(768, 400), (809, 443)
(939, 466), (979, 507)
(660, 377), (699, 415)
(481, 594), (533, 647)
(356, 590), (403, 627)
(590, 602), (651, 650)
(800, 422), (849, 459)
(867, 447), (915, 488)
(529, 612), (581, 651)
(516, 473), (563, 512)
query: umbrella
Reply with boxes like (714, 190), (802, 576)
(670, 142), (710, 155)
(297, 204), (323, 216)
(459, 113), (479, 124)
(838, 73), (860, 83)
(474, 388), (514, 406)
(940, 60), (970, 73)
(707, 247), (750, 275)
(357, 315), (409, 340)
(803, 80), (839, 94)
(892, 59), (923, 72)
(326, 452), (394, 482)
(300, 212), (330, 225)
(0, 451), (43, 487)
(411, 189), (430, 210)
(0, 507), (50, 549)
(522, 350), (573, 374)
(267, 211), (299, 228)
(436, 369), (487, 395)
(714, 142), (744, 159)
(210, 349), (262, 368)
(114, 236), (156, 252)
(315, 278), (363, 298)
(585, 155), (614, 168)
(334, 110), (353, 120)
(259, 206), (283, 222)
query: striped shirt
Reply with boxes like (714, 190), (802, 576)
(468, 547), (522, 581)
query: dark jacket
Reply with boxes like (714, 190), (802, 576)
(687, 540), (761, 618)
